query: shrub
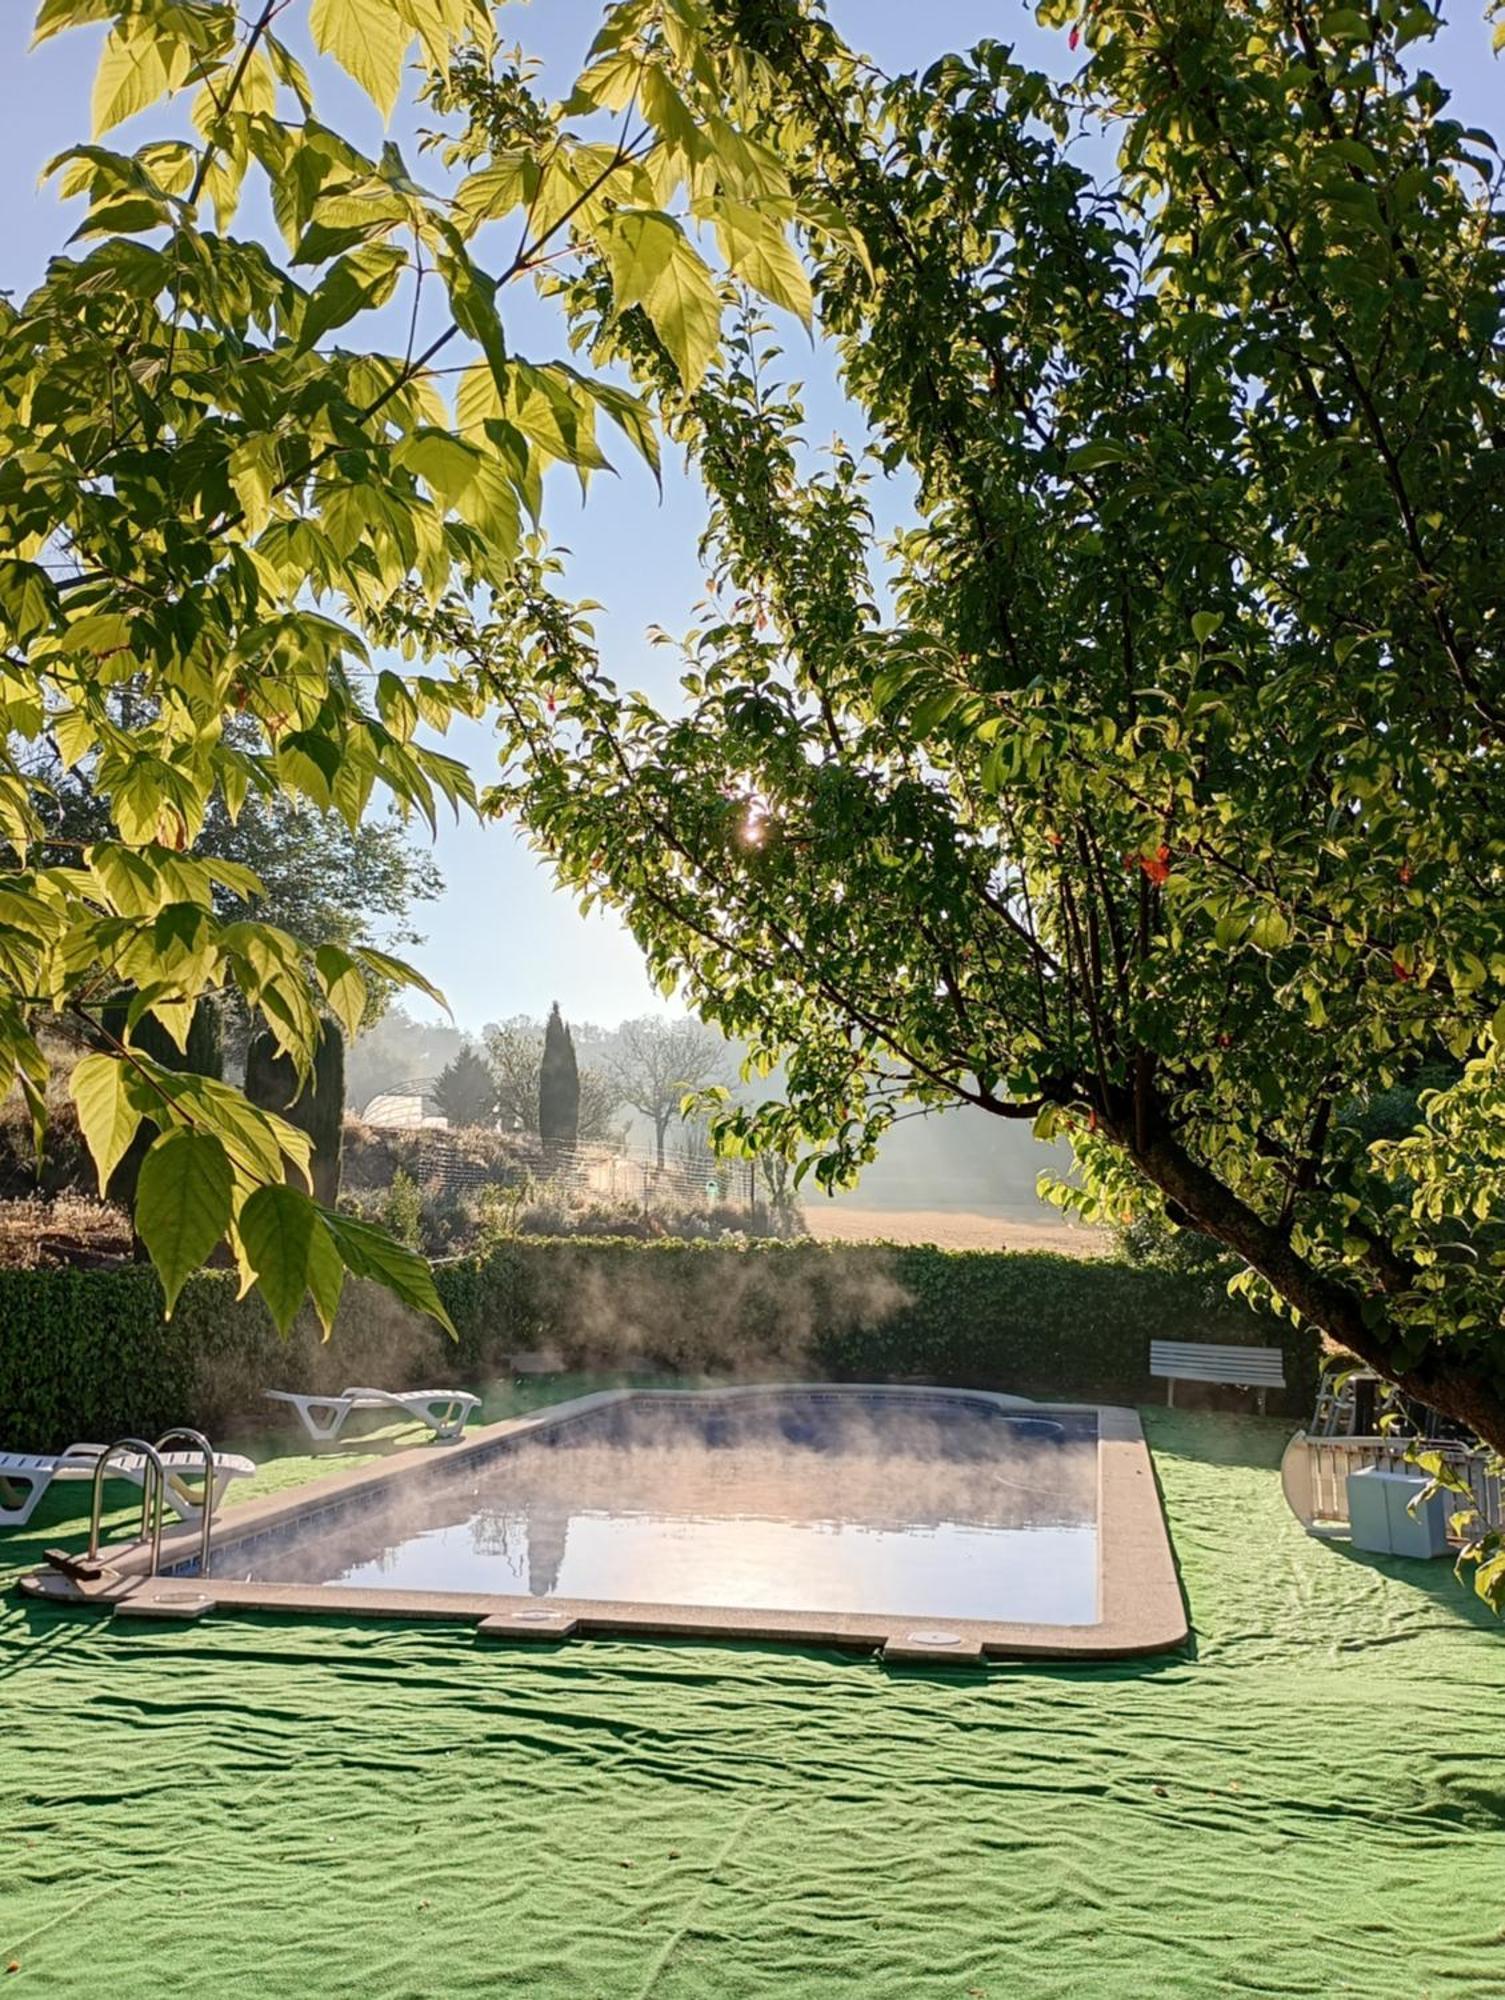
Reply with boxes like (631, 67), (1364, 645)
(377, 1169), (424, 1250)
(0, 1239), (1318, 1451)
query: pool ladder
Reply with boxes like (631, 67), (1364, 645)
(83, 1428), (221, 1581)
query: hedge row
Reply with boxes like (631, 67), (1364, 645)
(0, 1239), (1320, 1451)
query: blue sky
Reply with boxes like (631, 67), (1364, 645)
(2, 2), (1498, 1036)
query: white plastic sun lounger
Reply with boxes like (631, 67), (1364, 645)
(264, 1385), (480, 1445)
(0, 1444), (255, 1531)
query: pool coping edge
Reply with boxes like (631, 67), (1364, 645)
(20, 1384), (1188, 1662)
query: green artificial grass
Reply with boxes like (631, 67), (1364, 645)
(2, 1393), (1503, 1998)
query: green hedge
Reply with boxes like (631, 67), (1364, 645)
(0, 1240), (1320, 1451)
(0, 1267), (298, 1452)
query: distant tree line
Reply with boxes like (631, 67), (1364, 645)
(422, 1007), (733, 1161)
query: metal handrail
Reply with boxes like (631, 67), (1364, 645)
(87, 1438), (167, 1577)
(154, 1428), (218, 1578)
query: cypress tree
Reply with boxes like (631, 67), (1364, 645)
(244, 1018), (346, 1207)
(538, 1002), (580, 1149)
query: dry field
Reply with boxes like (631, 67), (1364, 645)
(801, 1204), (1109, 1256)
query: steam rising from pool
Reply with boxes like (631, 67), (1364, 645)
(213, 1392), (1101, 1626)
(190, 1251), (917, 1433)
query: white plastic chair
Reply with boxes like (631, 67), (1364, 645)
(0, 1443), (254, 1531)
(263, 1385), (480, 1445)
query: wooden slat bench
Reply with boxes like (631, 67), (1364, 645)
(1149, 1340), (1286, 1414)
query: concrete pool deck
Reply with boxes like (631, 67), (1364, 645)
(18, 1386), (1187, 1661)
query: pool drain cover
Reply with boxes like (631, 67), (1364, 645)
(113, 1590), (213, 1622)
(477, 1609), (579, 1642)
(880, 1627), (985, 1665)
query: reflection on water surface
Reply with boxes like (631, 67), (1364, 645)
(224, 1392), (1100, 1625)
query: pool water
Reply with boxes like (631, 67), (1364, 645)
(218, 1391), (1101, 1626)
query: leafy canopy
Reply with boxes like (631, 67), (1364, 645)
(464, 0), (1505, 1517)
(4, 0), (820, 1331)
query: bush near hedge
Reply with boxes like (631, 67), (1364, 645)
(0, 1239), (1319, 1451)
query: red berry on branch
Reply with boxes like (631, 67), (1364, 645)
(1069, 24), (1081, 47)
(1392, 959), (1411, 982)
(1398, 862), (1413, 885)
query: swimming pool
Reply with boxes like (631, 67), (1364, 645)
(210, 1390), (1100, 1625)
(25, 1386), (1187, 1661)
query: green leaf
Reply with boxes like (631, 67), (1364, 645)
(455, 358), (502, 440)
(292, 215), (397, 266)
(453, 156), (534, 235)
(33, 0), (114, 49)
(306, 1213), (346, 1336)
(602, 211), (722, 391)
(91, 27), (178, 137)
(70, 1051), (144, 1194)
(910, 686), (965, 736)
(228, 435), (279, 537)
(1322, 8), (1371, 43)
(266, 33), (314, 113)
(435, 230), (508, 388)
(238, 1182), (316, 1335)
(162, 1071), (302, 1186)
(395, 428), (481, 506)
(507, 360), (611, 476)
(713, 202), (812, 327)
(19, 1074), (47, 1178)
(308, 0), (411, 120)
(277, 731), (341, 808)
(1066, 442), (1131, 470)
(356, 945), (450, 1014)
(0, 560), (60, 644)
(1250, 907), (1293, 952)
(297, 242), (406, 353)
(315, 942), (369, 1039)
(586, 381), (661, 489)
(1191, 611), (1223, 644)
(324, 1211), (456, 1335)
(136, 1128), (233, 1317)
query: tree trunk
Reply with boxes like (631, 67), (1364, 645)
(1129, 1116), (1505, 1452)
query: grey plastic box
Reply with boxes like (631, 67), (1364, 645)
(1346, 1466), (1451, 1559)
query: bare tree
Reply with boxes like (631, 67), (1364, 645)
(609, 1017), (733, 1168)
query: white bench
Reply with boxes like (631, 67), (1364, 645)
(1149, 1340), (1286, 1414)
